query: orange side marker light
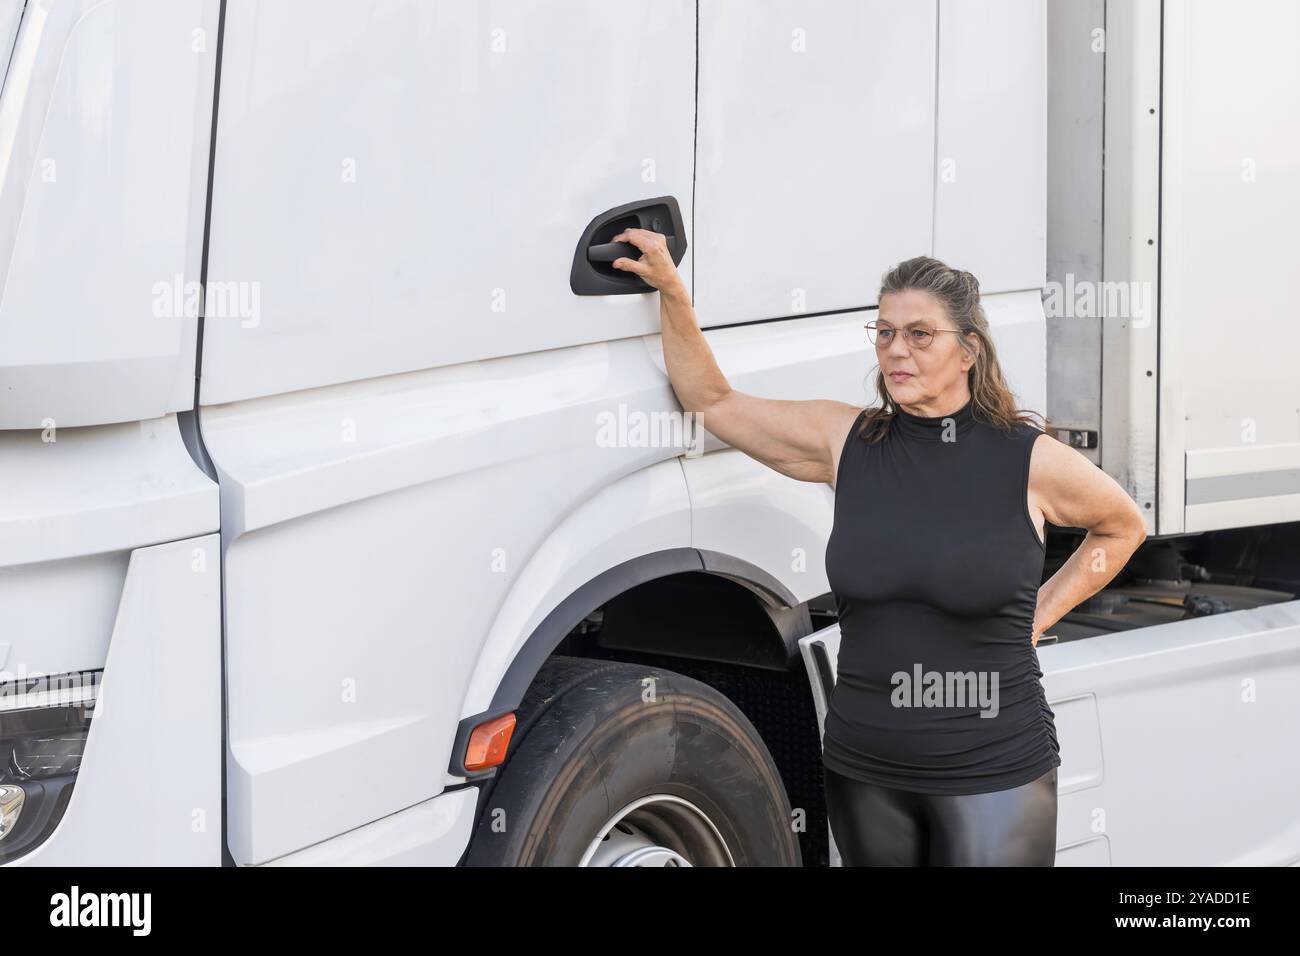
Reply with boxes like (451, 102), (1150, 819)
(464, 713), (516, 771)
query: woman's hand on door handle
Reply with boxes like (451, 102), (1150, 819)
(610, 227), (686, 299)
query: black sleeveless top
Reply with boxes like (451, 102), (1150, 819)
(822, 396), (1061, 794)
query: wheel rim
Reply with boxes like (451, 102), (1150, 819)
(577, 793), (736, 867)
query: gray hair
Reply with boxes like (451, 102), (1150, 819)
(856, 255), (1050, 443)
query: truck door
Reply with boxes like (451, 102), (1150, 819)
(199, 0), (698, 865)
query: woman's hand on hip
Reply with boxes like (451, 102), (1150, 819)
(610, 227), (686, 297)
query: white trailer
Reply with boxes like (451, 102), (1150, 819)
(0, 0), (1296, 867)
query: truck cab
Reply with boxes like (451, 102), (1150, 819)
(2, 0), (1298, 867)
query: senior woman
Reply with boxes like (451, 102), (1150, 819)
(610, 230), (1147, 866)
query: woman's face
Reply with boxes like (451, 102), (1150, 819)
(876, 289), (975, 407)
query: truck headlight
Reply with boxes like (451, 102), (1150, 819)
(0, 785), (24, 840)
(0, 670), (100, 863)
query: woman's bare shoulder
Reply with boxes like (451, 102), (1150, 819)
(1024, 425), (1129, 530)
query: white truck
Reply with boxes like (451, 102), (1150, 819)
(1, 0), (1297, 867)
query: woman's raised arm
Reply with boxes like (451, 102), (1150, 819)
(612, 227), (862, 486)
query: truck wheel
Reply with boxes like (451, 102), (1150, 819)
(464, 655), (801, 866)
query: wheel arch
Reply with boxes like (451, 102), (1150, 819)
(448, 547), (815, 779)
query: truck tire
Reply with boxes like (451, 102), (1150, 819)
(464, 655), (802, 866)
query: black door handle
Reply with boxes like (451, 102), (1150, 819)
(570, 195), (688, 295)
(586, 237), (678, 263)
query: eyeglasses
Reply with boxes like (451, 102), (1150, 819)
(865, 320), (967, 351)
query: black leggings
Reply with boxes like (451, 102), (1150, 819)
(824, 764), (1058, 866)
